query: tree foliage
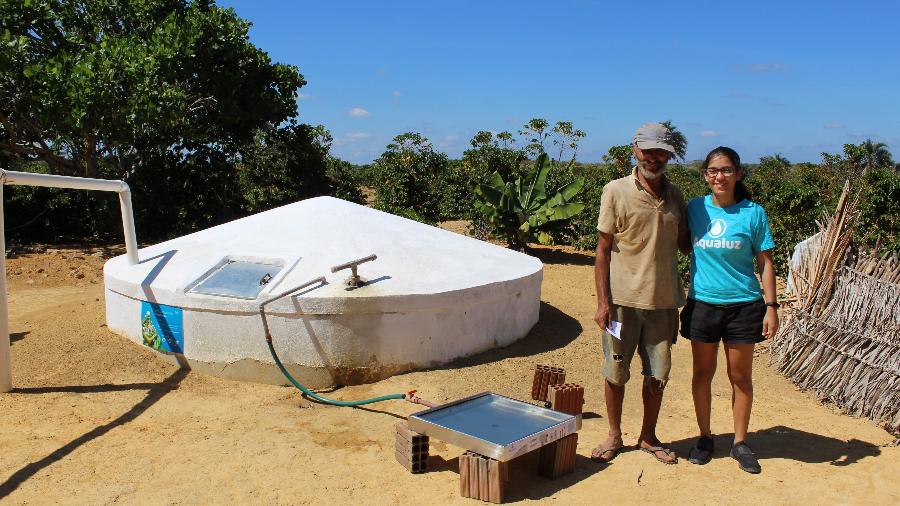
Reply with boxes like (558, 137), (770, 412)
(371, 133), (448, 224)
(858, 168), (900, 254)
(1, 0), (304, 178)
(660, 120), (688, 161)
(0, 1), (364, 243)
(843, 139), (894, 174)
(602, 145), (633, 176)
(462, 130), (525, 183)
(237, 123), (333, 213)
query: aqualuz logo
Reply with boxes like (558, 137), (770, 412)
(694, 218), (743, 250)
(707, 219), (727, 238)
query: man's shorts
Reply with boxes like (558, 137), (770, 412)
(602, 304), (677, 386)
(679, 298), (765, 345)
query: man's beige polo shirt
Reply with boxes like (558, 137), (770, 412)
(596, 168), (687, 310)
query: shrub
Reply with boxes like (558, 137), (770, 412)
(858, 168), (900, 254)
(325, 157), (365, 205)
(237, 123), (332, 214)
(371, 133), (447, 224)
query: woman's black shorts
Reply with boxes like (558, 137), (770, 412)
(679, 298), (766, 345)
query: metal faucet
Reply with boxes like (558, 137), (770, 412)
(331, 254), (377, 287)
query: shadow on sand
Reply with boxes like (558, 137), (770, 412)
(430, 301), (582, 371)
(427, 449), (599, 501)
(0, 368), (189, 499)
(527, 247), (595, 267)
(668, 425), (882, 467)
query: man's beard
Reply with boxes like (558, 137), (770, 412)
(638, 160), (668, 180)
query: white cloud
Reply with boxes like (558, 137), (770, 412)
(298, 93), (312, 101)
(348, 107), (371, 117)
(700, 130), (720, 138)
(824, 122), (844, 129)
(333, 132), (371, 146)
(392, 91), (402, 97)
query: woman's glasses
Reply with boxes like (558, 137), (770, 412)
(704, 167), (737, 177)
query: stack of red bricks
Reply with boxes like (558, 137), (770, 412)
(530, 364), (566, 402)
(395, 421), (429, 474)
(547, 383), (584, 416)
(459, 451), (508, 503)
(538, 433), (579, 480)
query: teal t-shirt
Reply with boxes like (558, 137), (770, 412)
(687, 195), (775, 304)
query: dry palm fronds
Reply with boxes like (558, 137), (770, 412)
(771, 179), (900, 434)
(852, 252), (900, 284)
(771, 312), (899, 431)
(818, 268), (900, 334)
(803, 180), (860, 316)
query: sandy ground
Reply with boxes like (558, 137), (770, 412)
(1, 241), (898, 505)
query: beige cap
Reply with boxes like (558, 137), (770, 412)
(633, 123), (676, 154)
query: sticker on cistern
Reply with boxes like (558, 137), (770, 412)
(140, 301), (184, 353)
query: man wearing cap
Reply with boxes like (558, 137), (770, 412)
(590, 123), (689, 465)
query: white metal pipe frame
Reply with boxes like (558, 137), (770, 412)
(0, 169), (141, 392)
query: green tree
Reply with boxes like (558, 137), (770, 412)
(856, 139), (894, 172)
(237, 123), (333, 213)
(0, 0), (317, 242)
(0, 0), (304, 178)
(660, 120), (688, 161)
(550, 121), (586, 164)
(858, 169), (900, 254)
(519, 118), (551, 158)
(462, 130), (525, 182)
(602, 145), (633, 176)
(325, 156), (366, 205)
(371, 133), (448, 224)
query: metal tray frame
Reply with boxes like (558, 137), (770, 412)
(407, 392), (581, 461)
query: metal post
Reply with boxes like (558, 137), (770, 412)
(118, 187), (139, 266)
(1, 170), (140, 267)
(0, 169), (142, 391)
(0, 183), (11, 392)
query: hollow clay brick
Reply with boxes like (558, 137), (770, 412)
(394, 421), (429, 474)
(459, 451), (504, 503)
(538, 433), (578, 480)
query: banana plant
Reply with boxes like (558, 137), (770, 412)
(474, 153), (585, 250)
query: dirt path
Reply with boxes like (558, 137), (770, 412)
(1, 246), (897, 505)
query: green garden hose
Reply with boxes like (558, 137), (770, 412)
(265, 339), (406, 406)
(259, 276), (407, 407)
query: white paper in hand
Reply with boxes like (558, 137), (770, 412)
(606, 320), (623, 340)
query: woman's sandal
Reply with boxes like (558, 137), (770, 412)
(641, 445), (678, 464)
(688, 436), (715, 465)
(590, 444), (624, 463)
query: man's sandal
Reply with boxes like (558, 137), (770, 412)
(590, 445), (624, 463)
(641, 445), (678, 464)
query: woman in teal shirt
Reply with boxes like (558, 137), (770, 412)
(681, 146), (779, 474)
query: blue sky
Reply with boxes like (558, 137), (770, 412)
(219, 0), (900, 164)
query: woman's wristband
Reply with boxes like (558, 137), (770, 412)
(765, 301), (780, 309)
